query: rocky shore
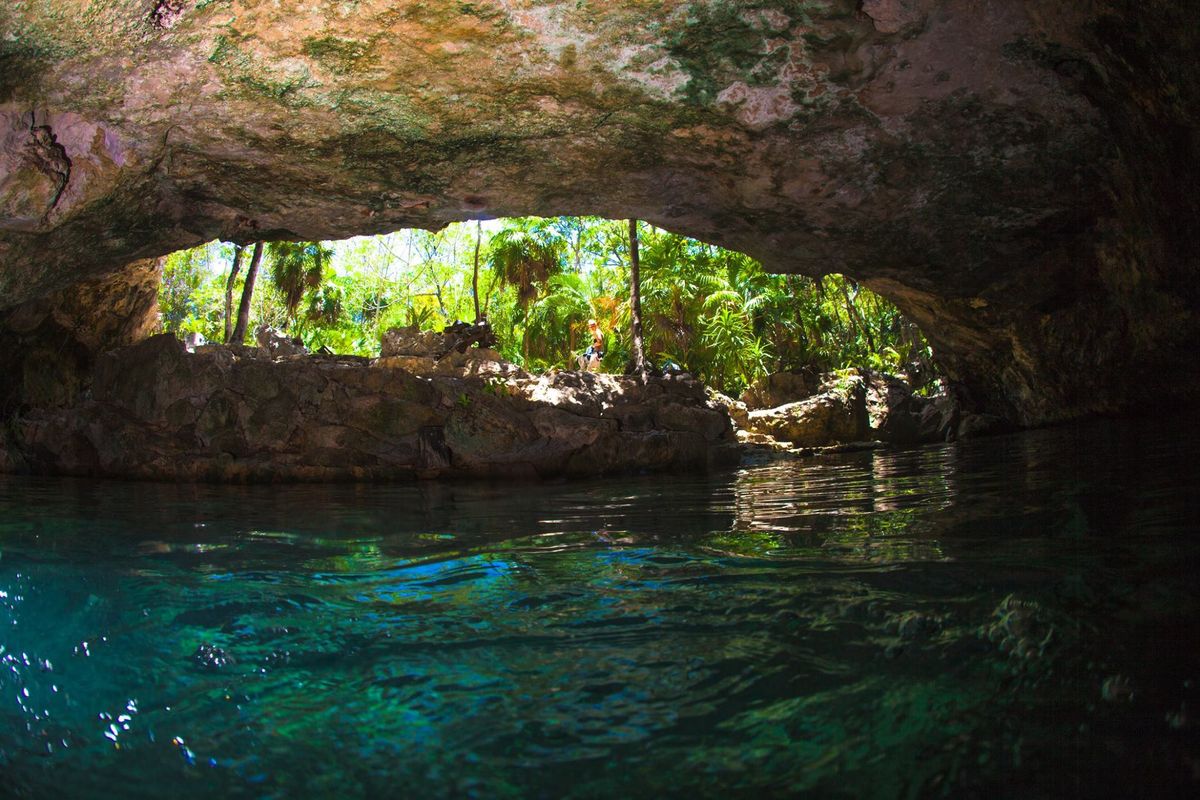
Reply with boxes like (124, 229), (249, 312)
(713, 367), (1009, 457)
(0, 334), (739, 481)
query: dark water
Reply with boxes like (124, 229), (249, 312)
(1, 420), (1199, 799)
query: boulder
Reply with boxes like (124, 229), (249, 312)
(741, 370), (819, 411)
(707, 390), (749, 429)
(256, 326), (307, 358)
(914, 391), (1012, 443)
(380, 321), (496, 360)
(380, 325), (443, 358)
(957, 412), (1012, 440)
(865, 371), (924, 446)
(745, 373), (869, 447)
(917, 394), (961, 443)
(375, 348), (524, 379)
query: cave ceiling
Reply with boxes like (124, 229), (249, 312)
(0, 0), (1196, 422)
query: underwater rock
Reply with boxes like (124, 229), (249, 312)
(981, 594), (1062, 674)
(891, 610), (946, 641)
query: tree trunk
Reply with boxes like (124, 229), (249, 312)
(839, 279), (875, 353)
(223, 244), (245, 343)
(472, 220), (482, 322)
(629, 218), (647, 378)
(231, 241), (264, 345)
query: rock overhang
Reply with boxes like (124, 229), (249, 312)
(0, 0), (1197, 425)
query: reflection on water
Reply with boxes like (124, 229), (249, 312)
(1, 418), (1198, 798)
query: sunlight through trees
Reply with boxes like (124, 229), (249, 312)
(160, 217), (936, 396)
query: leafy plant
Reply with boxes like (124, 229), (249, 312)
(158, 218), (939, 390)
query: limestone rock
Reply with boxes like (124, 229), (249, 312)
(745, 374), (869, 447)
(0, 427), (26, 474)
(707, 390), (749, 429)
(380, 321), (498, 360)
(741, 370), (820, 411)
(957, 412), (1012, 440)
(866, 371), (924, 446)
(256, 326), (307, 358)
(182, 331), (207, 352)
(918, 394), (961, 443)
(0, 3), (1196, 425)
(0, 113), (70, 232)
(0, 258), (162, 413)
(912, 391), (1011, 443)
(6, 335), (736, 481)
(375, 348), (523, 379)
(861, 0), (927, 35)
(380, 326), (444, 358)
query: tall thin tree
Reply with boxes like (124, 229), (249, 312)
(223, 243), (245, 343)
(628, 218), (647, 378)
(472, 219), (482, 322)
(839, 279), (875, 353)
(230, 241), (264, 344)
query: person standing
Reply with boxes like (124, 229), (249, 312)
(581, 318), (604, 372)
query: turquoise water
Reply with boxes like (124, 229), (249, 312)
(1, 420), (1198, 798)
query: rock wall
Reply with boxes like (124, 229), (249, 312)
(734, 368), (1006, 448)
(0, 257), (161, 414)
(0, 1), (1196, 424)
(5, 335), (737, 481)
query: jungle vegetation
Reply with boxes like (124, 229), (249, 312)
(159, 217), (936, 397)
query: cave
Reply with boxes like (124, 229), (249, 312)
(2, 3), (1199, 796)
(2, 0), (1196, 432)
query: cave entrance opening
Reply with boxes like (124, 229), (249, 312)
(157, 216), (938, 400)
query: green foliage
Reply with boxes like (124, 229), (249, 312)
(159, 241), (230, 341)
(158, 218), (938, 393)
(487, 222), (566, 310)
(702, 306), (771, 397)
(267, 240), (332, 327)
(483, 377), (513, 397)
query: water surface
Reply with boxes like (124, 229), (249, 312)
(2, 419), (1198, 798)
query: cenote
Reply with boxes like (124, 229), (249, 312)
(2, 417), (1198, 798)
(4, 1), (1200, 798)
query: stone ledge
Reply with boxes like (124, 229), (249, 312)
(3, 335), (738, 482)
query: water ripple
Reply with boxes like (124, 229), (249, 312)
(0, 418), (1198, 797)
